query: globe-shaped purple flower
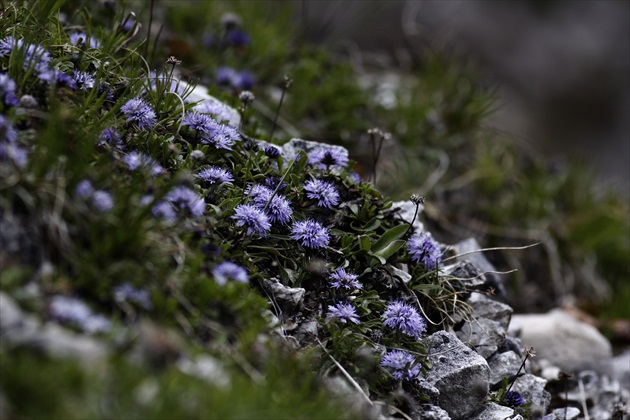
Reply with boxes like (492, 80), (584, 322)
(304, 178), (340, 209)
(326, 302), (360, 324)
(212, 261), (249, 285)
(382, 300), (427, 340)
(290, 219), (330, 249)
(380, 350), (421, 381)
(407, 232), (442, 270)
(120, 97), (157, 130)
(232, 203), (272, 237)
(330, 268), (362, 291)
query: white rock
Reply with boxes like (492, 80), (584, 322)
(509, 309), (612, 373)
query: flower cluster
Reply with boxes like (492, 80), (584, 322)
(75, 180), (114, 212)
(212, 261), (249, 285)
(329, 268), (362, 291)
(407, 232), (442, 270)
(504, 391), (526, 407)
(382, 300), (427, 340)
(48, 295), (111, 334)
(246, 184), (293, 225)
(120, 97), (157, 130)
(290, 219), (330, 249)
(0, 36), (51, 78)
(182, 111), (239, 150)
(0, 73), (19, 107)
(308, 146), (349, 171)
(380, 350), (421, 381)
(215, 66), (255, 90)
(197, 166), (234, 185)
(98, 128), (124, 150)
(0, 115), (27, 167)
(69, 32), (101, 49)
(304, 178), (340, 208)
(113, 283), (152, 310)
(141, 195), (177, 221)
(165, 186), (205, 218)
(123, 151), (164, 176)
(326, 302), (360, 324)
(232, 203), (271, 237)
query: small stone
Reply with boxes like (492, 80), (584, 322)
(469, 402), (522, 420)
(487, 351), (522, 386)
(546, 407), (581, 420)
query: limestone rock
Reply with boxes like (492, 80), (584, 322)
(510, 373), (550, 417)
(450, 238), (506, 298)
(470, 402), (522, 420)
(487, 351), (522, 387)
(417, 404), (451, 419)
(509, 309), (613, 373)
(422, 331), (490, 419)
(391, 199), (424, 232)
(262, 278), (305, 313)
(545, 407), (581, 420)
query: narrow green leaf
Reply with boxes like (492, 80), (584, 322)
(373, 239), (405, 260)
(370, 224), (409, 254)
(358, 235), (371, 252)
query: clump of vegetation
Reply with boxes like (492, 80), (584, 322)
(1, 0), (627, 418)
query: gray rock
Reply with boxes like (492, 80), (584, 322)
(456, 293), (513, 360)
(610, 349), (630, 390)
(418, 404), (451, 419)
(467, 293), (513, 330)
(510, 374), (550, 417)
(470, 402), (522, 420)
(457, 317), (506, 359)
(546, 407), (581, 420)
(509, 309), (613, 373)
(0, 292), (108, 367)
(262, 278), (305, 313)
(487, 351), (523, 386)
(186, 84), (241, 127)
(423, 331), (490, 419)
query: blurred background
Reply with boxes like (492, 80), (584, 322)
(297, 0), (630, 194)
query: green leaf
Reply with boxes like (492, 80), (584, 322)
(358, 235), (371, 252)
(372, 239), (405, 260)
(370, 224), (409, 254)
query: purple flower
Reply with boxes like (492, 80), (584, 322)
(245, 184), (293, 225)
(225, 29), (250, 47)
(0, 37), (52, 77)
(327, 302), (360, 324)
(216, 66), (238, 86)
(120, 97), (157, 130)
(123, 151), (164, 176)
(330, 268), (362, 291)
(52, 71), (77, 89)
(91, 190), (114, 212)
(48, 295), (111, 334)
(0, 142), (28, 167)
(0, 73), (19, 107)
(75, 179), (95, 198)
(141, 195), (177, 221)
(214, 66), (255, 90)
(504, 391), (526, 407)
(232, 203), (271, 237)
(263, 176), (287, 192)
(380, 350), (421, 381)
(114, 282), (152, 310)
(197, 166), (234, 185)
(182, 111), (214, 132)
(382, 300), (426, 340)
(98, 127), (123, 150)
(233, 71), (255, 90)
(407, 233), (442, 270)
(304, 178), (340, 208)
(165, 186), (205, 218)
(72, 71), (96, 90)
(290, 219), (330, 249)
(69, 32), (101, 49)
(308, 147), (349, 170)
(265, 145), (281, 159)
(200, 121), (239, 150)
(0, 115), (18, 143)
(212, 261), (249, 285)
